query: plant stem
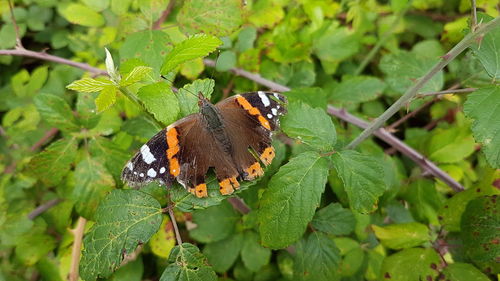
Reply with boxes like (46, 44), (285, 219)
(227, 197), (251, 214)
(118, 87), (163, 128)
(28, 198), (62, 220)
(69, 217), (87, 281)
(347, 16), (500, 149)
(353, 0), (413, 75)
(7, 0), (23, 49)
(417, 87), (477, 98)
(167, 206), (183, 245)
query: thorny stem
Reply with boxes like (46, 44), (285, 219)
(347, 16), (500, 149)
(471, 0), (477, 31)
(69, 217), (87, 281)
(28, 199), (62, 220)
(7, 0), (23, 49)
(416, 87), (477, 98)
(166, 205), (183, 245)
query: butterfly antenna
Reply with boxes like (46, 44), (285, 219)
(160, 75), (199, 99)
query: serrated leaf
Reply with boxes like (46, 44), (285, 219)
(311, 203), (355, 236)
(402, 179), (443, 225)
(372, 223), (430, 249)
(34, 93), (79, 131)
(470, 14), (500, 79)
(380, 248), (441, 281)
(463, 85), (500, 168)
(178, 79), (214, 117)
(121, 66), (153, 86)
(160, 243), (217, 281)
(189, 200), (239, 243)
(161, 34), (222, 75)
(15, 233), (56, 266)
(281, 102), (336, 151)
(332, 76), (386, 104)
(283, 87), (327, 109)
(428, 126), (475, 163)
(120, 30), (172, 74)
(95, 86), (117, 112)
(259, 151), (329, 249)
(241, 231), (271, 272)
(313, 25), (361, 63)
(58, 3), (104, 27)
(136, 82), (179, 125)
(177, 0), (242, 36)
(122, 116), (160, 139)
(215, 50), (236, 72)
(149, 216), (176, 259)
(461, 195), (500, 273)
(332, 150), (386, 213)
(72, 156), (115, 219)
(80, 190), (163, 280)
(88, 137), (130, 182)
(203, 233), (243, 273)
(441, 263), (490, 281)
(294, 232), (341, 281)
(28, 137), (78, 186)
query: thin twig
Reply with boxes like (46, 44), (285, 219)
(28, 198), (62, 220)
(354, 0), (413, 75)
(227, 197), (251, 214)
(203, 59), (466, 193)
(7, 0), (23, 49)
(69, 217), (87, 281)
(0, 49), (106, 75)
(471, 0), (477, 31)
(416, 87), (477, 98)
(30, 128), (59, 151)
(167, 206), (182, 245)
(153, 0), (175, 30)
(347, 17), (500, 149)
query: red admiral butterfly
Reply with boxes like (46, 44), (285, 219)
(121, 91), (287, 198)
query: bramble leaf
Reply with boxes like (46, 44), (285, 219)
(149, 216), (176, 259)
(34, 93), (79, 131)
(189, 200), (239, 244)
(463, 85), (500, 168)
(332, 150), (387, 213)
(311, 203), (355, 236)
(177, 78), (214, 117)
(241, 231), (271, 272)
(136, 82), (179, 125)
(259, 151), (329, 249)
(372, 223), (430, 249)
(470, 14), (500, 79)
(80, 190), (162, 280)
(332, 76), (386, 104)
(294, 232), (341, 281)
(380, 248), (441, 281)
(159, 243), (217, 281)
(58, 3), (104, 27)
(120, 66), (153, 86)
(441, 263), (490, 281)
(95, 86), (117, 112)
(203, 233), (243, 273)
(120, 30), (172, 74)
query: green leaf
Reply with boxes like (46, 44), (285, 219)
(215, 50), (237, 72)
(149, 216), (176, 259)
(58, 3), (105, 27)
(15, 233), (56, 266)
(28, 137), (78, 186)
(136, 82), (180, 125)
(236, 26), (257, 52)
(203, 232), (244, 273)
(122, 116), (160, 139)
(177, 78), (214, 117)
(120, 66), (153, 86)
(372, 223), (430, 249)
(313, 24), (361, 63)
(428, 126), (475, 163)
(259, 151), (329, 249)
(311, 203), (355, 236)
(160, 243), (217, 281)
(34, 93), (79, 131)
(461, 195), (500, 272)
(283, 87), (327, 109)
(379, 50), (443, 95)
(470, 14), (500, 79)
(332, 150), (387, 213)
(66, 78), (114, 93)
(120, 30), (172, 74)
(108, 256), (144, 281)
(402, 179), (443, 225)
(463, 85), (500, 168)
(72, 156), (115, 219)
(331, 76), (386, 104)
(281, 102), (336, 151)
(241, 231), (271, 272)
(380, 248), (441, 281)
(88, 137), (130, 182)
(294, 232), (341, 281)
(441, 263), (490, 281)
(177, 0), (242, 36)
(189, 200), (239, 243)
(95, 86), (117, 112)
(161, 34), (222, 75)
(80, 189), (163, 280)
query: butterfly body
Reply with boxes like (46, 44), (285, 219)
(121, 91), (287, 198)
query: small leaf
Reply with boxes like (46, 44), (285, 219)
(372, 223), (430, 249)
(95, 86), (117, 112)
(58, 3), (104, 27)
(72, 156), (115, 219)
(332, 150), (387, 213)
(203, 233), (244, 273)
(284, 87), (327, 109)
(120, 66), (153, 86)
(88, 137), (130, 183)
(160, 243), (217, 281)
(136, 82), (179, 125)
(380, 248), (441, 281)
(105, 48), (119, 82)
(463, 85), (500, 168)
(441, 263), (490, 281)
(259, 151), (329, 249)
(120, 30), (172, 74)
(427, 126), (475, 163)
(311, 203), (355, 236)
(294, 232), (341, 281)
(189, 200), (239, 243)
(80, 190), (163, 280)
(470, 14), (500, 79)
(281, 102), (336, 151)
(67, 78), (114, 93)
(215, 50), (237, 72)
(15, 233), (56, 266)
(34, 93), (79, 131)
(149, 216), (176, 259)
(177, 78), (214, 117)
(332, 76), (386, 104)
(28, 137), (78, 186)
(241, 231), (271, 272)
(161, 34), (222, 75)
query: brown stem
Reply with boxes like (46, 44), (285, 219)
(167, 206), (182, 245)
(30, 128), (59, 151)
(69, 217), (87, 281)
(227, 197), (251, 214)
(7, 0), (23, 49)
(471, 0), (477, 31)
(153, 0), (176, 30)
(28, 198), (62, 220)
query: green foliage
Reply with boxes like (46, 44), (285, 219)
(372, 222), (430, 249)
(160, 243), (217, 281)
(294, 232), (341, 281)
(380, 248), (441, 281)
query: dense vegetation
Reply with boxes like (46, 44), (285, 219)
(0, 0), (499, 280)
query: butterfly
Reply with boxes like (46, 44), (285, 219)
(121, 91), (287, 198)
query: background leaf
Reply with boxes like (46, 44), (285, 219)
(470, 14), (500, 79)
(136, 82), (179, 125)
(34, 93), (79, 131)
(372, 222), (430, 249)
(189, 200), (239, 244)
(311, 203), (355, 236)
(380, 248), (441, 281)
(241, 231), (271, 272)
(294, 232), (341, 281)
(159, 243), (217, 281)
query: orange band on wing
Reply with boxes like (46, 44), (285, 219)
(166, 128), (179, 147)
(166, 127), (181, 177)
(260, 146), (275, 165)
(195, 183), (208, 198)
(169, 158), (180, 177)
(245, 162), (264, 180)
(236, 96), (272, 130)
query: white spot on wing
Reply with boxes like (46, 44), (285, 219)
(271, 108), (278, 115)
(126, 162), (133, 171)
(139, 173), (144, 177)
(159, 167), (166, 174)
(140, 145), (156, 164)
(258, 91), (271, 107)
(147, 168), (157, 177)
(267, 113), (273, 119)
(134, 172), (138, 175)
(273, 93), (280, 99)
